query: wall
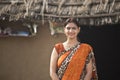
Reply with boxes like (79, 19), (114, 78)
(0, 21), (66, 80)
(0, 20), (120, 80)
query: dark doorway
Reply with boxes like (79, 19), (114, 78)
(79, 24), (120, 80)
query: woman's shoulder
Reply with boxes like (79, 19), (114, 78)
(81, 43), (91, 46)
(54, 42), (64, 54)
(54, 42), (63, 47)
(81, 43), (93, 50)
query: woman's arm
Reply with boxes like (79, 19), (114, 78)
(84, 59), (93, 80)
(50, 48), (59, 80)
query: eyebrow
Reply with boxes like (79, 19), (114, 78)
(66, 26), (78, 28)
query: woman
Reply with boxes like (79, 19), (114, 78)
(50, 18), (98, 80)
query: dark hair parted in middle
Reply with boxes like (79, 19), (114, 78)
(64, 18), (80, 28)
(64, 18), (81, 42)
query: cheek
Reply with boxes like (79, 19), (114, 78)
(64, 30), (70, 36)
(64, 28), (68, 33)
(77, 31), (80, 33)
(77, 29), (80, 33)
(64, 31), (69, 36)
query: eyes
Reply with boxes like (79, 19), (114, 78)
(65, 23), (80, 31)
(65, 27), (78, 30)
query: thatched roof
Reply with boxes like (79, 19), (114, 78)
(0, 0), (120, 26)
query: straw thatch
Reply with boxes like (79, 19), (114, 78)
(0, 0), (120, 26)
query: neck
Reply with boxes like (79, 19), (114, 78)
(66, 38), (79, 44)
(63, 38), (80, 50)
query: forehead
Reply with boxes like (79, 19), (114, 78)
(65, 22), (78, 27)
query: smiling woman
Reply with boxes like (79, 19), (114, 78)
(64, 22), (80, 40)
(50, 18), (98, 80)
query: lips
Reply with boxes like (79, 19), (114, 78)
(68, 33), (75, 37)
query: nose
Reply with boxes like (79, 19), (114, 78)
(69, 28), (73, 32)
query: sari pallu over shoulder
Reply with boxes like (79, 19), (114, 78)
(55, 43), (98, 80)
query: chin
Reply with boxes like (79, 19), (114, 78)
(68, 36), (76, 39)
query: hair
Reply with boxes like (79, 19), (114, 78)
(64, 18), (80, 28)
(64, 18), (81, 42)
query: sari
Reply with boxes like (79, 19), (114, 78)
(55, 43), (98, 80)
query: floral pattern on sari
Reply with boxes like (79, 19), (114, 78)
(80, 51), (98, 80)
(55, 43), (98, 80)
(57, 43), (80, 79)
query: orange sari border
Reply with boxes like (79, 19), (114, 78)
(61, 44), (92, 80)
(55, 43), (97, 80)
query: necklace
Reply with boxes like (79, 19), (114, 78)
(58, 42), (80, 58)
(64, 42), (80, 51)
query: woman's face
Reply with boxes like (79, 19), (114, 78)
(64, 22), (80, 39)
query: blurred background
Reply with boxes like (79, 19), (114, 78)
(0, 0), (120, 80)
